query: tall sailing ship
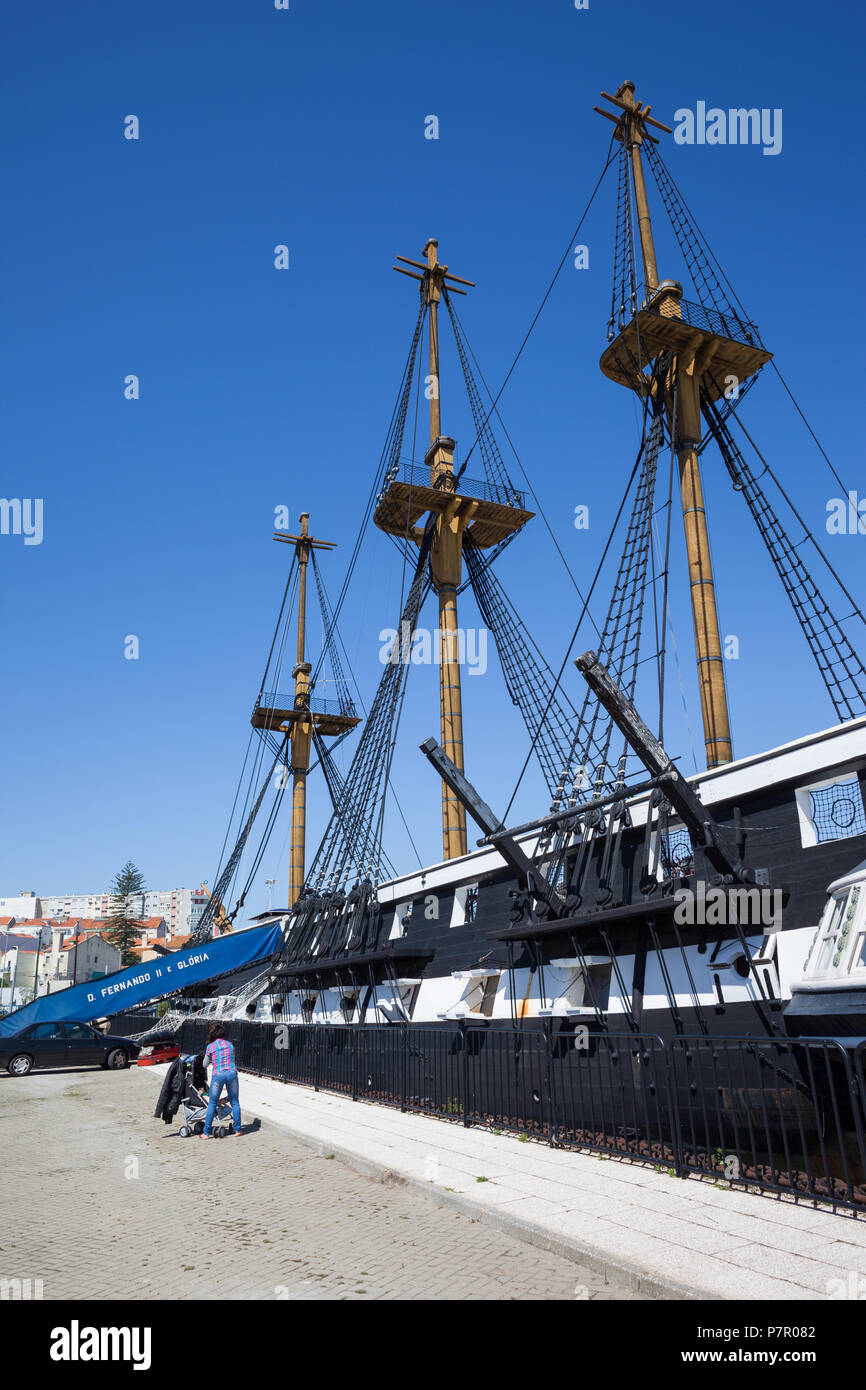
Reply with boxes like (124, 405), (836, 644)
(188, 81), (866, 1049)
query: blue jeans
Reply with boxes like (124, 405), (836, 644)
(204, 1070), (241, 1134)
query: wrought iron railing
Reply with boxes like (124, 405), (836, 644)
(382, 459), (526, 511)
(632, 282), (764, 349)
(176, 1020), (866, 1214)
(254, 692), (356, 719)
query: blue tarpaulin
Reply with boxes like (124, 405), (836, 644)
(0, 925), (284, 1036)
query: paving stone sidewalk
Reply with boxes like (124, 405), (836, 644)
(135, 1062), (866, 1301)
(0, 1069), (642, 1301)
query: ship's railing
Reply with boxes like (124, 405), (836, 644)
(617, 282), (765, 349)
(176, 1021), (866, 1214)
(254, 691), (357, 719)
(381, 458), (526, 512)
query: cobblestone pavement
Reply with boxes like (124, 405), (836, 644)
(0, 1068), (647, 1301)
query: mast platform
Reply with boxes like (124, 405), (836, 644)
(251, 693), (360, 738)
(601, 282), (772, 400)
(374, 463), (534, 549)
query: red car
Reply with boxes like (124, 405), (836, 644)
(137, 1041), (180, 1067)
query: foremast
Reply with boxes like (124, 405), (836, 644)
(254, 514), (360, 906)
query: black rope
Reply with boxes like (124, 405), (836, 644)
(189, 735), (289, 943)
(501, 389), (658, 823)
(443, 291), (603, 642)
(704, 386), (866, 722)
(456, 136), (618, 481)
(306, 525), (434, 892)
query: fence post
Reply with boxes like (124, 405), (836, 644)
(351, 1026), (358, 1103)
(544, 1022), (555, 1148)
(400, 1024), (407, 1113)
(665, 1039), (687, 1178)
(462, 1025), (470, 1128)
(314, 1025), (320, 1093)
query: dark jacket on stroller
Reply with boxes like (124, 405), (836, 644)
(154, 1053), (208, 1124)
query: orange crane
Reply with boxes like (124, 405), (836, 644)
(199, 882), (232, 935)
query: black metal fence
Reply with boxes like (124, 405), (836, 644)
(634, 282), (764, 348)
(255, 692), (356, 719)
(392, 460), (526, 511)
(177, 1020), (866, 1214)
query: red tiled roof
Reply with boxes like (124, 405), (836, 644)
(60, 931), (109, 950)
(56, 917), (111, 934)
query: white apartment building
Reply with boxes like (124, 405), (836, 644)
(39, 892), (113, 920)
(38, 887), (209, 936)
(49, 932), (122, 986)
(0, 892), (43, 918)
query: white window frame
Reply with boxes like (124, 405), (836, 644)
(795, 774), (866, 849)
(804, 888), (863, 982)
(840, 886), (865, 977)
(449, 883), (479, 928)
(388, 902), (412, 940)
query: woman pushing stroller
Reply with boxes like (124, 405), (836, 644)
(201, 1024), (243, 1138)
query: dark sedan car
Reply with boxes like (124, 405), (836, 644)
(0, 1021), (141, 1076)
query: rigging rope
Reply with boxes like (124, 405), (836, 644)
(455, 137), (618, 480)
(703, 388), (866, 722)
(305, 524), (435, 894)
(189, 735), (289, 943)
(463, 533), (583, 804)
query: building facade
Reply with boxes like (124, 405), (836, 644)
(37, 888), (208, 937)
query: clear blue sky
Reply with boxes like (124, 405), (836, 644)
(2, 0), (863, 910)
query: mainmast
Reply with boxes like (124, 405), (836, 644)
(379, 240), (534, 858)
(422, 238), (470, 860)
(595, 81), (772, 768)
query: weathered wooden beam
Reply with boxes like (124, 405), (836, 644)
(420, 737), (562, 911)
(574, 650), (745, 880)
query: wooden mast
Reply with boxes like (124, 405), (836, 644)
(424, 238), (469, 860)
(383, 240), (533, 858)
(390, 241), (477, 859)
(254, 515), (360, 906)
(595, 81), (734, 768)
(289, 512), (313, 905)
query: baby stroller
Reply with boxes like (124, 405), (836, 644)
(176, 1054), (234, 1138)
